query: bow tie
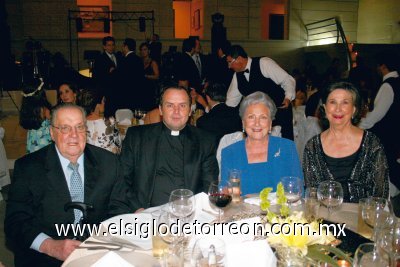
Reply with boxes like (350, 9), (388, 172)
(243, 69), (249, 73)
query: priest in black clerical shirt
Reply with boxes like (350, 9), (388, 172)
(109, 85), (219, 214)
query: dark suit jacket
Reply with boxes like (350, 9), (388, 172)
(110, 123), (219, 214)
(196, 103), (242, 140)
(175, 52), (202, 92)
(5, 144), (121, 267)
(116, 52), (146, 111)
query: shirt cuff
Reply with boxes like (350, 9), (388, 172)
(30, 233), (51, 252)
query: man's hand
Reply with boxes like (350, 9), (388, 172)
(135, 208), (145, 213)
(40, 238), (81, 261)
(278, 98), (291, 109)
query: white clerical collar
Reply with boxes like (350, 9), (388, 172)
(171, 130), (180, 136)
(163, 122), (185, 136)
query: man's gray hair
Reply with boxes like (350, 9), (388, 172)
(239, 91), (277, 120)
(51, 103), (87, 126)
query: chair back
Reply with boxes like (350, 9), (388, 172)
(115, 109), (133, 125)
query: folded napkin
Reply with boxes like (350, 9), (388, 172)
(119, 118), (132, 125)
(244, 192), (302, 207)
(193, 192), (219, 224)
(99, 214), (152, 250)
(92, 251), (134, 267)
(225, 240), (276, 267)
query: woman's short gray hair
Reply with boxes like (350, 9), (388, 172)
(239, 91), (277, 120)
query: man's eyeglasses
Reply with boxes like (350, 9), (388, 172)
(52, 124), (86, 134)
(227, 58), (237, 66)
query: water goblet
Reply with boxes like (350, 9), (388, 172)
(169, 189), (196, 222)
(317, 180), (343, 219)
(208, 180), (233, 222)
(361, 197), (394, 241)
(353, 242), (390, 267)
(280, 176), (303, 209)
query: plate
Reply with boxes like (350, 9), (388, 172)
(94, 214), (153, 250)
(64, 251), (160, 267)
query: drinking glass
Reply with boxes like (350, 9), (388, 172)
(280, 176), (303, 209)
(304, 187), (320, 221)
(191, 237), (225, 267)
(228, 169), (241, 203)
(361, 197), (394, 241)
(208, 180), (232, 222)
(392, 220), (400, 267)
(317, 181), (343, 219)
(353, 243), (390, 267)
(169, 189), (196, 222)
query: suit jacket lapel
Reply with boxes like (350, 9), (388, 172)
(83, 146), (99, 205)
(44, 144), (72, 212)
(183, 126), (198, 187)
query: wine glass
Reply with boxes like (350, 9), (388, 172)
(208, 180), (232, 222)
(361, 197), (394, 241)
(280, 176), (303, 209)
(317, 181), (343, 219)
(169, 189), (196, 222)
(353, 242), (390, 267)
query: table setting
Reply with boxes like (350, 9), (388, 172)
(63, 176), (400, 267)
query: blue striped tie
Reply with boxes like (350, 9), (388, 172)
(68, 162), (84, 224)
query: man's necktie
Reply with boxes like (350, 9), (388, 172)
(68, 162), (84, 224)
(195, 54), (202, 77)
(111, 54), (117, 67)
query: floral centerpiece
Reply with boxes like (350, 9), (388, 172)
(259, 183), (352, 267)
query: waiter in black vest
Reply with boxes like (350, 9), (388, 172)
(225, 45), (295, 140)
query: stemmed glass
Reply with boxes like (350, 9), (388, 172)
(353, 242), (390, 267)
(317, 180), (344, 219)
(208, 180), (233, 222)
(280, 176), (303, 209)
(361, 197), (394, 241)
(169, 189), (196, 223)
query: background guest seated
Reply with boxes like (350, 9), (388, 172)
(77, 89), (120, 154)
(303, 81), (389, 203)
(19, 78), (52, 153)
(220, 91), (303, 195)
(196, 83), (242, 140)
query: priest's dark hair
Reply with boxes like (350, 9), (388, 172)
(159, 82), (191, 106)
(226, 45), (247, 59)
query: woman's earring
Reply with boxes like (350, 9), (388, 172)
(242, 127), (245, 133)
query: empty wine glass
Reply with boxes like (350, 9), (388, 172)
(361, 197), (394, 241)
(353, 242), (390, 267)
(317, 180), (343, 219)
(169, 189), (196, 222)
(280, 176), (303, 209)
(208, 180), (232, 222)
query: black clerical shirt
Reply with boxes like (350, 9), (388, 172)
(150, 124), (186, 206)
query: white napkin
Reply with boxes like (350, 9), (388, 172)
(244, 192), (302, 206)
(100, 214), (152, 250)
(193, 192), (218, 223)
(91, 251), (134, 267)
(119, 118), (132, 125)
(225, 240), (276, 267)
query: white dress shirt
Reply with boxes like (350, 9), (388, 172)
(106, 52), (117, 66)
(226, 57), (296, 107)
(359, 71), (398, 130)
(30, 147), (85, 252)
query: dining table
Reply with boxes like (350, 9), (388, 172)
(62, 194), (368, 267)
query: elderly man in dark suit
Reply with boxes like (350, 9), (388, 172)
(110, 85), (219, 214)
(197, 83), (242, 140)
(5, 104), (121, 267)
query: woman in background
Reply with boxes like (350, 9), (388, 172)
(140, 42), (159, 110)
(77, 89), (120, 154)
(57, 82), (78, 104)
(303, 81), (388, 202)
(20, 78), (52, 153)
